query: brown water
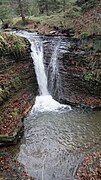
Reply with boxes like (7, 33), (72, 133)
(14, 108), (101, 180)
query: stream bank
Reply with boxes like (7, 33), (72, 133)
(0, 33), (37, 145)
(0, 33), (37, 179)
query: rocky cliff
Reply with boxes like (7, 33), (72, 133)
(43, 35), (101, 109)
(0, 33), (37, 145)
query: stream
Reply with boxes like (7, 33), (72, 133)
(10, 31), (101, 180)
(17, 109), (101, 180)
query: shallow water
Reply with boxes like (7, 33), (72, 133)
(15, 108), (101, 180)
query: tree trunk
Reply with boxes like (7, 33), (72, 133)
(38, 0), (48, 15)
(17, 0), (26, 25)
(63, 0), (66, 12)
(45, 0), (48, 15)
(63, 0), (66, 27)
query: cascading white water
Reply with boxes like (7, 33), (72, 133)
(49, 40), (61, 80)
(14, 31), (71, 112)
(30, 37), (49, 95)
(48, 39), (63, 99)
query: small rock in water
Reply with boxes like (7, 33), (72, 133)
(49, 31), (56, 35)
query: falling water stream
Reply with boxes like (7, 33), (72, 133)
(47, 39), (62, 98)
(15, 31), (71, 112)
(30, 34), (71, 112)
(12, 31), (101, 180)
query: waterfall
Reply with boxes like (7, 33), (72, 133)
(48, 39), (63, 99)
(14, 31), (71, 112)
(30, 37), (49, 96)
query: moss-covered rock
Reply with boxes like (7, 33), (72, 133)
(0, 33), (28, 58)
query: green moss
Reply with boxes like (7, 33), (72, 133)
(0, 74), (23, 105)
(0, 35), (6, 43)
(80, 32), (89, 39)
(0, 33), (28, 58)
(84, 70), (101, 82)
(0, 87), (3, 95)
(14, 75), (21, 82)
(0, 135), (15, 142)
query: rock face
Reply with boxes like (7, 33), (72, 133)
(0, 33), (37, 145)
(43, 35), (101, 108)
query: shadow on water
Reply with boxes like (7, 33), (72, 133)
(16, 108), (101, 180)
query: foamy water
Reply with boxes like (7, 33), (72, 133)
(31, 95), (71, 112)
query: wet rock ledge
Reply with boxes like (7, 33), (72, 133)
(43, 35), (101, 109)
(60, 36), (101, 109)
(0, 33), (37, 145)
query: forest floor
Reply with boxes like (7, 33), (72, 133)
(13, 1), (101, 38)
